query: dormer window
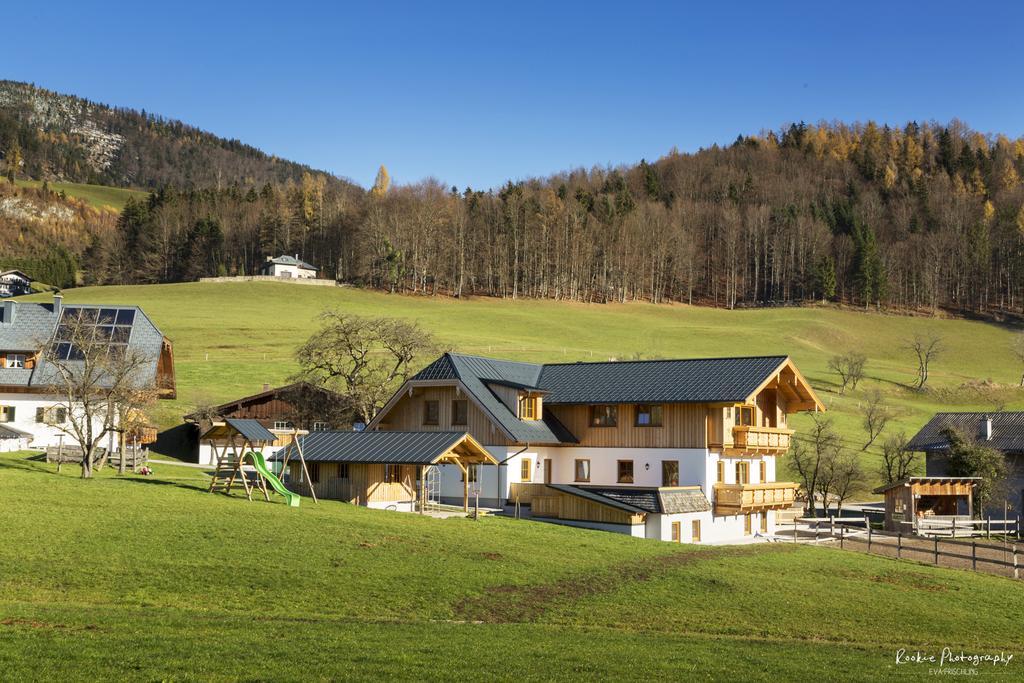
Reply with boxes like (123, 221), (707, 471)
(5, 353), (25, 369)
(518, 395), (540, 421)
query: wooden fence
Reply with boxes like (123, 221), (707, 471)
(788, 516), (1021, 580)
(45, 445), (148, 468)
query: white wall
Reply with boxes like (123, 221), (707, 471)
(0, 393), (111, 450)
(266, 264), (316, 279)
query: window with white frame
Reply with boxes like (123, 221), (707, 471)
(312, 421), (329, 432)
(5, 354), (25, 369)
(273, 421), (294, 430)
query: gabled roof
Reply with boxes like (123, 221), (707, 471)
(538, 356), (792, 404)
(199, 418), (277, 443)
(265, 255), (316, 270)
(908, 412), (1024, 454)
(273, 430), (496, 465)
(378, 352), (821, 444)
(183, 381), (342, 422)
(400, 353), (573, 444)
(0, 298), (168, 390)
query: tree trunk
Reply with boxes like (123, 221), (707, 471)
(118, 431), (127, 475)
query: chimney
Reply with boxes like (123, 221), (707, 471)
(262, 382), (270, 392)
(983, 415), (993, 441)
(1, 300), (14, 325)
(294, 253), (299, 261)
(53, 293), (63, 318)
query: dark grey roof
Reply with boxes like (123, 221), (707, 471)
(546, 484), (710, 514)
(265, 255), (316, 270)
(908, 412), (1024, 454)
(0, 300), (167, 390)
(538, 356), (789, 404)
(225, 418), (277, 443)
(274, 431), (472, 464)
(404, 352), (790, 443)
(409, 353), (573, 444)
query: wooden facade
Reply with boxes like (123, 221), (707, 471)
(287, 461), (417, 505)
(531, 490), (644, 525)
(545, 403), (707, 448)
(376, 384), (513, 445)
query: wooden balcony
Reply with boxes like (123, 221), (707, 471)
(713, 482), (798, 514)
(728, 426), (793, 455)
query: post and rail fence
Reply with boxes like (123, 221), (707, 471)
(786, 515), (1021, 580)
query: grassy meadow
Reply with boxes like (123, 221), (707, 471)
(13, 178), (151, 211)
(0, 451), (1021, 680)
(31, 282), (1024, 486)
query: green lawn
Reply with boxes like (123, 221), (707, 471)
(0, 451), (1020, 680)
(30, 282), (1024, 483)
(13, 178), (150, 211)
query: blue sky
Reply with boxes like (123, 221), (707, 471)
(8, 1), (1024, 189)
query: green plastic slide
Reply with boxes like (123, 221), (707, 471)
(245, 451), (300, 507)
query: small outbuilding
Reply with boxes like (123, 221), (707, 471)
(873, 476), (979, 533)
(273, 430), (498, 512)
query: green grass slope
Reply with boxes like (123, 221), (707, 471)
(14, 179), (150, 211)
(0, 452), (1020, 680)
(33, 282), (1024, 482)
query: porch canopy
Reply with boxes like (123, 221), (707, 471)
(273, 430), (497, 511)
(873, 476), (980, 532)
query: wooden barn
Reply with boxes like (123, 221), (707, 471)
(184, 382), (344, 464)
(273, 431), (497, 512)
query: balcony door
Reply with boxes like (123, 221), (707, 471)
(735, 461), (749, 485)
(543, 459), (552, 484)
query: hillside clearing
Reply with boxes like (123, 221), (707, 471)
(0, 451), (1020, 680)
(13, 178), (150, 211)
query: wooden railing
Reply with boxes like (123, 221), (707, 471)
(731, 426), (793, 453)
(714, 481), (797, 514)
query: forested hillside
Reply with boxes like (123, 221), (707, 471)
(100, 121), (1024, 316)
(3, 79), (1024, 316)
(0, 80), (346, 190)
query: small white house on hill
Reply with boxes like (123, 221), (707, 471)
(260, 255), (317, 279)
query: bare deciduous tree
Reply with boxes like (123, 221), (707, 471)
(819, 450), (866, 516)
(861, 389), (892, 451)
(42, 313), (155, 479)
(789, 414), (842, 517)
(827, 352), (867, 394)
(294, 312), (437, 425)
(906, 332), (943, 390)
(879, 432), (915, 485)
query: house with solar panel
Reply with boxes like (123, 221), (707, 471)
(908, 412), (1024, 515)
(321, 352), (823, 543)
(0, 294), (175, 451)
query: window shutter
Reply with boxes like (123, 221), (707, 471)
(36, 407), (46, 423)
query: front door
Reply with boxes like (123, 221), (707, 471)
(543, 459), (552, 484)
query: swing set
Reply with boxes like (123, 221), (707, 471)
(202, 418), (316, 507)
